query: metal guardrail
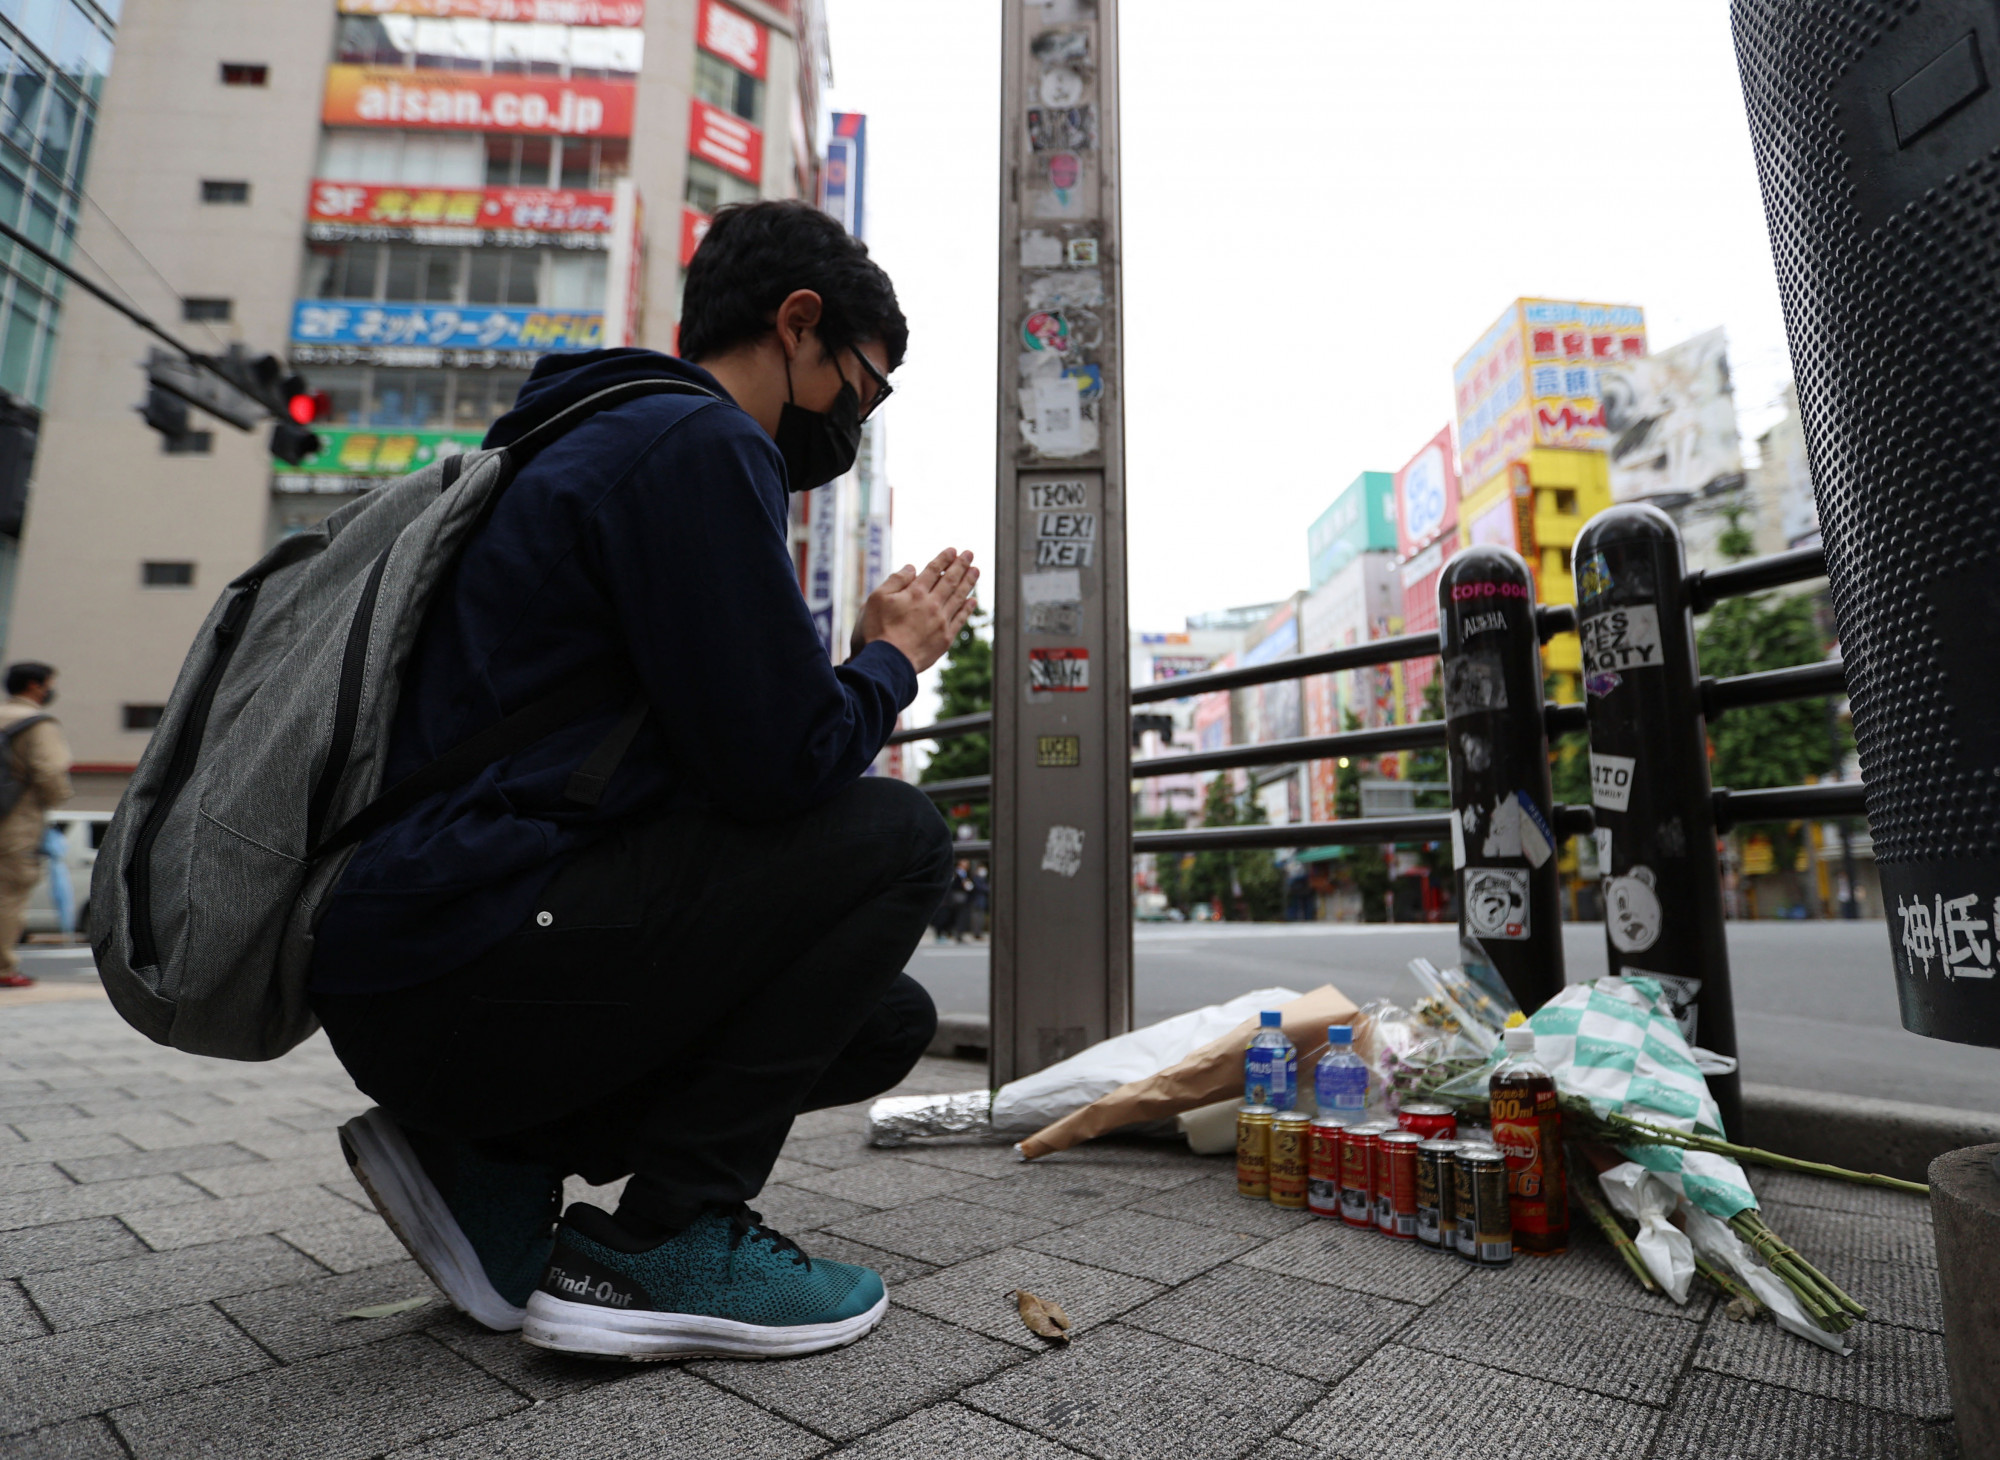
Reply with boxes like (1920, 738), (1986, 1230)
(1713, 781), (1868, 831)
(1704, 658), (1848, 716)
(1687, 544), (1826, 612)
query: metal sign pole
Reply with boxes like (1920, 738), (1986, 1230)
(990, 0), (1133, 1085)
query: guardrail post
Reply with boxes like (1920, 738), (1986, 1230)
(1437, 545), (1565, 1013)
(1573, 504), (1741, 1140)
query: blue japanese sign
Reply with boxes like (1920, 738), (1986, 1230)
(290, 301), (603, 352)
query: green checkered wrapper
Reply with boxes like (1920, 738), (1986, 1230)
(1520, 977), (1758, 1221)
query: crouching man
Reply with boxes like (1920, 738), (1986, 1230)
(311, 200), (974, 1361)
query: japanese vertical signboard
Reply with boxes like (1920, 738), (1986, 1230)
(992, 0), (1130, 1083)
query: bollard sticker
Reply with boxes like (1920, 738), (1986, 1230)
(1443, 651), (1509, 718)
(1462, 609), (1508, 638)
(1041, 825), (1086, 877)
(1585, 670), (1623, 698)
(1028, 647), (1089, 691)
(1580, 605), (1663, 674)
(1515, 792), (1555, 868)
(1578, 551), (1614, 602)
(1595, 825), (1613, 872)
(1464, 867), (1531, 940)
(1590, 751), (1637, 812)
(1605, 867), (1664, 953)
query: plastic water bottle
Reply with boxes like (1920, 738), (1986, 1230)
(1244, 1011), (1297, 1109)
(1314, 1023), (1369, 1118)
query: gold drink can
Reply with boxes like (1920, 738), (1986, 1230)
(1236, 1104), (1276, 1199)
(1269, 1110), (1311, 1209)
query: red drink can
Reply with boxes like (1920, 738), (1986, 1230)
(1307, 1115), (1346, 1218)
(1377, 1131), (1424, 1239)
(1398, 1103), (1458, 1142)
(1339, 1120), (1393, 1229)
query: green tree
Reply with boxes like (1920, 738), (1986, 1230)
(1335, 711), (1392, 921)
(1546, 671), (1591, 810)
(1186, 776), (1284, 921)
(1695, 517), (1846, 879)
(920, 612), (991, 838)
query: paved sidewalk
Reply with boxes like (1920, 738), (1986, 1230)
(0, 997), (1960, 1459)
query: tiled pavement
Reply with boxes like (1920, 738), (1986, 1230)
(0, 997), (1962, 1459)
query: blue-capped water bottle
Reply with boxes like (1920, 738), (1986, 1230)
(1314, 1023), (1368, 1118)
(1243, 1011), (1297, 1110)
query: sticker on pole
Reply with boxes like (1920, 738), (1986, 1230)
(1605, 866), (1664, 953)
(1515, 792), (1555, 869)
(1580, 604), (1663, 674)
(1590, 751), (1637, 812)
(1464, 867), (1530, 940)
(1029, 647), (1090, 691)
(1042, 824), (1085, 877)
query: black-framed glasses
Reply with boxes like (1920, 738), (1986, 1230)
(849, 343), (893, 420)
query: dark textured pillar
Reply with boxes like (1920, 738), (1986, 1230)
(1930, 1144), (2000, 1458)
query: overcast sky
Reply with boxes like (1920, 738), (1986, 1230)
(823, 1), (1789, 714)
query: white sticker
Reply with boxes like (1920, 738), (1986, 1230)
(1028, 480), (1088, 511)
(1605, 867), (1664, 953)
(1041, 824), (1085, 877)
(1464, 867), (1531, 941)
(1028, 647), (1089, 692)
(1516, 792), (1555, 869)
(1021, 569), (1082, 605)
(1591, 751), (1637, 813)
(1595, 826), (1613, 873)
(1481, 795), (1521, 859)
(1580, 604), (1664, 674)
(1020, 229), (1063, 268)
(1035, 511), (1096, 542)
(1037, 538), (1094, 567)
(1450, 812), (1466, 869)
(1031, 376), (1084, 452)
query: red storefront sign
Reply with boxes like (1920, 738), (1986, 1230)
(323, 66), (634, 136)
(308, 180), (616, 234)
(689, 98), (762, 182)
(681, 205), (712, 266)
(697, 0), (767, 78)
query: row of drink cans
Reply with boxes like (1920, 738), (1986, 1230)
(1235, 1103), (1513, 1266)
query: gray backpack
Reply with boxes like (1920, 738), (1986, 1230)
(90, 379), (704, 1060)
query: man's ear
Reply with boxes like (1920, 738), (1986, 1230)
(774, 289), (825, 362)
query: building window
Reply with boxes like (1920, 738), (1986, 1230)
(300, 243), (611, 313)
(162, 432), (213, 455)
(219, 62), (268, 86)
(141, 561), (195, 587)
(123, 704), (165, 731)
(684, 158), (757, 217)
(693, 51), (762, 123)
(318, 129), (485, 187)
(485, 134), (555, 188)
(293, 366), (530, 432)
(181, 297), (231, 323)
(1552, 488), (1578, 515)
(201, 179), (250, 204)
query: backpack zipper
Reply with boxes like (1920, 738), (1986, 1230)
(127, 579), (261, 971)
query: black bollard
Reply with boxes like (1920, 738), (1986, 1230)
(1438, 545), (1565, 1015)
(1734, 0), (2000, 1048)
(1573, 505), (1741, 1141)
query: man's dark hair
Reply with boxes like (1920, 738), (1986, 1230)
(680, 200), (907, 371)
(5, 662), (52, 696)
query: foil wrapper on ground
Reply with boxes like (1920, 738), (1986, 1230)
(867, 1090), (996, 1146)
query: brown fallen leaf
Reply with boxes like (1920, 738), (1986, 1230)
(1011, 1288), (1072, 1343)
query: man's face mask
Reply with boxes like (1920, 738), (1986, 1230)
(774, 348), (864, 493)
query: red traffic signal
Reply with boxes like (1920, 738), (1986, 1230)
(279, 374), (327, 426)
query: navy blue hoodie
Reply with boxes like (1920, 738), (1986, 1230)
(309, 349), (917, 995)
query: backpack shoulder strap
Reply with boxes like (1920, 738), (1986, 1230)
(502, 378), (717, 469)
(1, 714), (50, 743)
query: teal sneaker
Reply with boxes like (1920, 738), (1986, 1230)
(522, 1203), (888, 1360)
(337, 1107), (561, 1332)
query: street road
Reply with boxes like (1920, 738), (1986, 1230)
(908, 920), (2000, 1116)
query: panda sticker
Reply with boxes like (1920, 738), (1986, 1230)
(1605, 866), (1664, 954)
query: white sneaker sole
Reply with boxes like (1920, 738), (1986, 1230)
(521, 1288), (889, 1361)
(337, 1108), (527, 1333)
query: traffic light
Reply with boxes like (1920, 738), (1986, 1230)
(139, 386), (194, 445)
(267, 371), (323, 466)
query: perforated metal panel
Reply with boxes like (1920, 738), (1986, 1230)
(1735, 0), (2000, 1044)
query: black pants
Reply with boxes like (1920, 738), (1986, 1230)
(313, 776), (952, 1230)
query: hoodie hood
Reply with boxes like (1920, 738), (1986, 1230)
(482, 349), (734, 451)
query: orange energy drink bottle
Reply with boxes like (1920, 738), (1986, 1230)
(1488, 1026), (1568, 1255)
